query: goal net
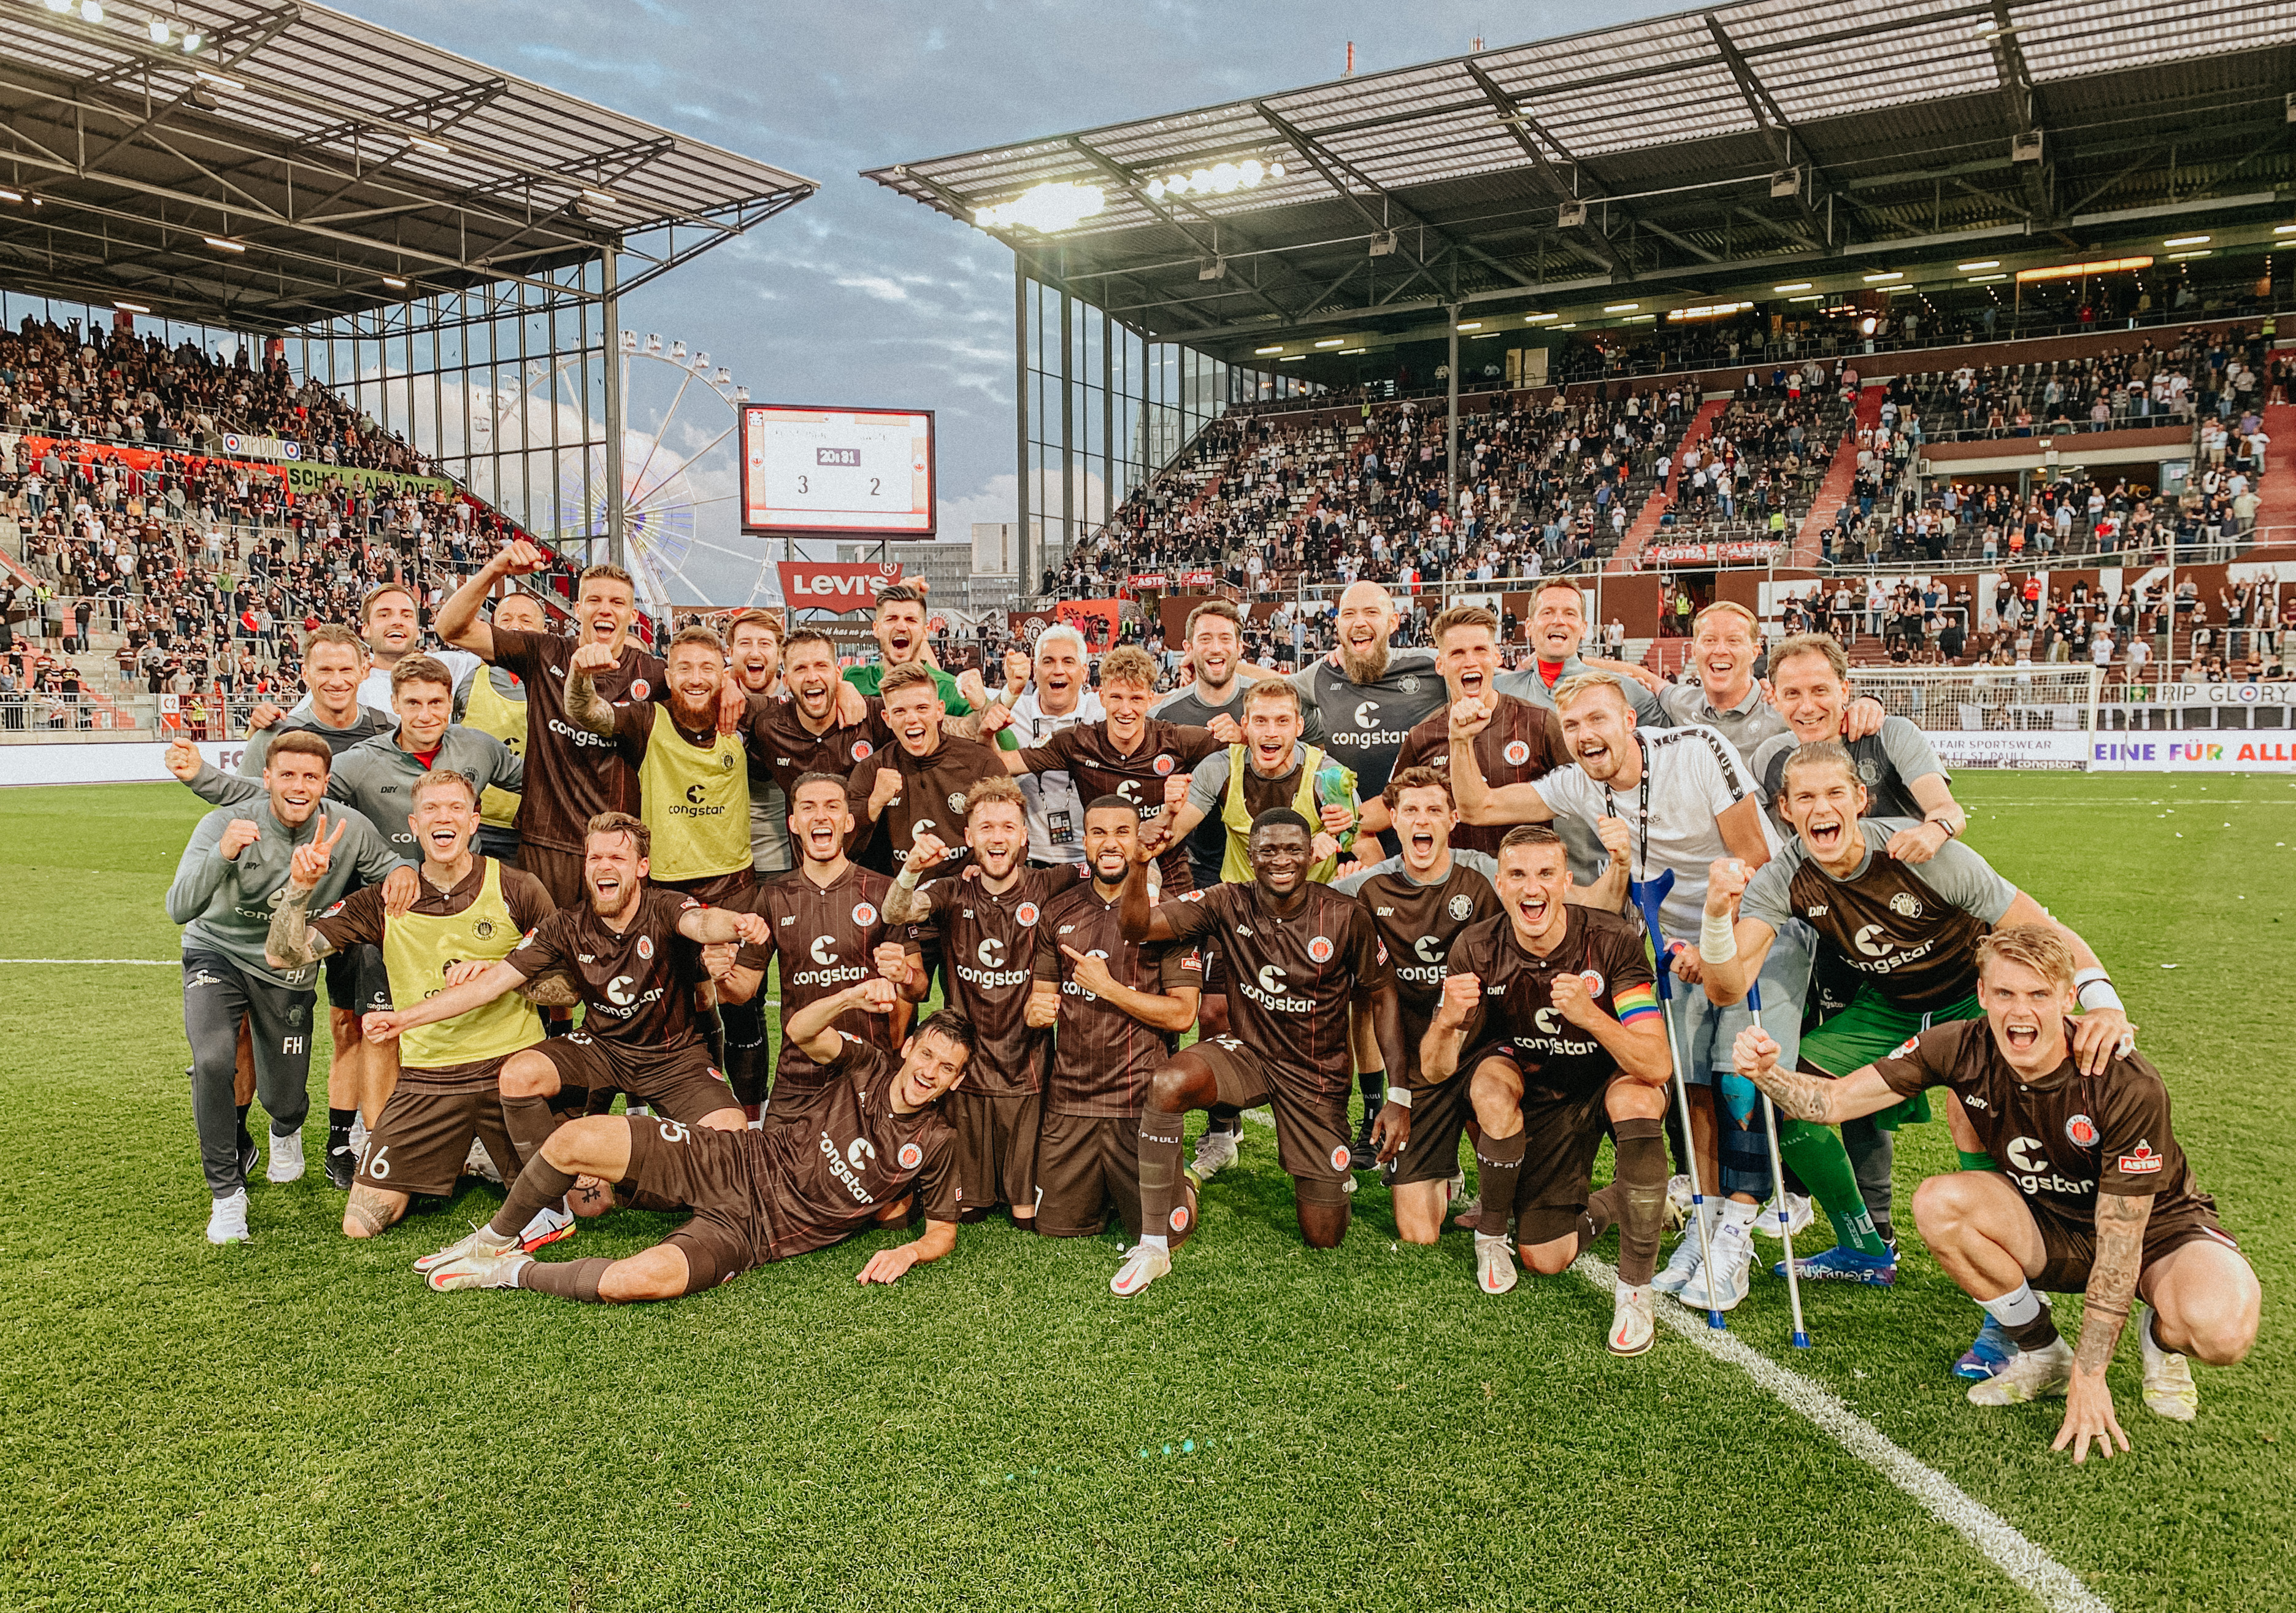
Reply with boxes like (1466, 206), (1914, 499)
(1841, 663), (2104, 771)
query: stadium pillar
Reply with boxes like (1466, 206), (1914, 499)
(602, 245), (628, 573)
(1446, 304), (1461, 520)
(1015, 261), (1033, 596)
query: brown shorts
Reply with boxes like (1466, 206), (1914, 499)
(537, 1033), (736, 1125)
(1392, 1065), (1476, 1188)
(621, 1115), (775, 1294)
(520, 842), (588, 912)
(355, 1082), (520, 1198)
(2032, 1196), (2237, 1294)
(658, 867), (755, 906)
(1188, 1034), (1351, 1206)
(943, 1088), (1040, 1215)
(1034, 1112), (1142, 1239)
(1473, 1052), (1612, 1243)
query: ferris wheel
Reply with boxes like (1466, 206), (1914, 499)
(487, 332), (765, 614)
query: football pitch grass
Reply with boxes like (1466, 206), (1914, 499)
(1, 774), (2289, 1612)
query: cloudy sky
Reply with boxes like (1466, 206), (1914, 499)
(351, 0), (1667, 595)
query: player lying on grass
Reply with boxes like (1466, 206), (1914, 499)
(1701, 740), (2133, 1360)
(1109, 807), (1408, 1296)
(1421, 826), (1673, 1355)
(1733, 925), (2259, 1461)
(264, 768), (575, 1242)
(418, 982), (975, 1300)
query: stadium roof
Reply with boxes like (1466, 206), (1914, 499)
(867, 0), (2296, 360)
(0, 0), (817, 330)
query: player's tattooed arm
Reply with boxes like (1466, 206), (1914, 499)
(562, 652), (618, 737)
(2056, 1190), (2152, 1463)
(885, 834), (954, 925)
(515, 970), (582, 1006)
(1730, 1029), (1902, 1124)
(263, 885), (337, 969)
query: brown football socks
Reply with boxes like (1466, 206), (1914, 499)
(1136, 1107), (1189, 1247)
(1609, 1117), (1669, 1287)
(502, 1092), (561, 1168)
(518, 1256), (613, 1303)
(488, 1157), (575, 1239)
(1474, 1128), (1526, 1236)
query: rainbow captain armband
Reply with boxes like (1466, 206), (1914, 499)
(1613, 983), (1662, 1025)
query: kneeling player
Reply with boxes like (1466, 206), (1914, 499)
(1110, 809), (1407, 1295)
(1422, 826), (1673, 1353)
(1734, 926), (2260, 1460)
(265, 769), (566, 1240)
(418, 980), (974, 1298)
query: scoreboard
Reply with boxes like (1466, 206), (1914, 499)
(739, 405), (935, 537)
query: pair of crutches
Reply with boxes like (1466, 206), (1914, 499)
(1630, 868), (1810, 1349)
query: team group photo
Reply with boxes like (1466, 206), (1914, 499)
(2, 1), (2290, 1608)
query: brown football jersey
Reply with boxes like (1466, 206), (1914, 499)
(490, 625), (664, 853)
(1034, 879), (1203, 1117)
(1446, 905), (1656, 1100)
(1346, 860), (1504, 1076)
(758, 1034), (962, 1257)
(1018, 718), (1224, 893)
(1873, 1019), (2210, 1232)
(746, 695), (892, 797)
(1158, 881), (1387, 1099)
(728, 862), (902, 1093)
(503, 885), (707, 1050)
(844, 736), (1010, 872)
(913, 867), (1063, 1096)
(1392, 693), (1570, 854)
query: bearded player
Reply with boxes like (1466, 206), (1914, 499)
(1734, 927), (2258, 1460)
(885, 777), (1061, 1225)
(1110, 809), (1407, 1295)
(1332, 769), (1502, 1240)
(418, 979), (975, 1300)
(1423, 826), (1672, 1354)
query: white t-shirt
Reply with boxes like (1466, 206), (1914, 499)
(1006, 687), (1103, 865)
(1531, 723), (1778, 941)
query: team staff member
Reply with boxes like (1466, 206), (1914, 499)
(568, 624), (754, 904)
(1383, 606), (1572, 860)
(718, 774), (914, 1128)
(1110, 809), (1407, 1296)
(1027, 797), (1203, 1242)
(1653, 603), (1791, 762)
(1423, 825), (1672, 1355)
(1285, 582), (1447, 850)
(994, 626), (1103, 870)
(263, 769), (564, 1242)
(842, 585), (973, 714)
(988, 645), (1235, 895)
(417, 984), (975, 1301)
(456, 591), (550, 865)
(166, 733), (402, 1244)
(845, 664), (1008, 874)
(292, 583), (483, 718)
(723, 608), (793, 876)
(1163, 679), (1361, 883)
(238, 623), (396, 770)
(1747, 633), (1964, 845)
(1734, 927), (2259, 1458)
(1492, 580), (1668, 724)
(887, 778), (1059, 1225)
(1332, 769), (1502, 1236)
(363, 812), (763, 1137)
(169, 653), (521, 1184)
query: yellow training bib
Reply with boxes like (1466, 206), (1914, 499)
(382, 859), (543, 1069)
(639, 718), (751, 881)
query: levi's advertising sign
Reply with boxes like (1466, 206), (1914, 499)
(777, 561), (902, 614)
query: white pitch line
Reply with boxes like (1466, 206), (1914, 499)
(1229, 1111), (2108, 1611)
(0, 957), (180, 966)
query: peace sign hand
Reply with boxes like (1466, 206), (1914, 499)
(289, 811), (347, 891)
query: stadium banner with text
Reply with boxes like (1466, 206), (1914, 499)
(4, 433), (448, 498)
(777, 561), (904, 614)
(281, 461), (451, 497)
(1646, 540), (1782, 566)
(1927, 730), (2296, 772)
(218, 431), (302, 461)
(0, 739), (253, 788)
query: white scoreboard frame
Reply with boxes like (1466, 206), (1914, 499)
(738, 404), (937, 539)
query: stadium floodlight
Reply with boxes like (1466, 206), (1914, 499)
(2165, 234), (2210, 248)
(0, 189), (20, 203)
(79, 1), (100, 22)
(975, 180), (1105, 233)
(382, 275), (407, 289)
(1524, 311), (1558, 321)
(42, 0), (70, 13)
(1315, 337), (1346, 347)
(2278, 223), (2296, 234)
(1454, 321), (1481, 331)
(1254, 344), (1284, 355)
(1957, 260), (2000, 271)
(1773, 282), (1812, 293)
(1603, 302), (1637, 313)
(203, 236), (245, 252)
(180, 28), (199, 48)
(1864, 271), (1903, 282)
(114, 300), (150, 314)
(408, 135), (451, 156)
(147, 17), (168, 42)
(195, 71), (241, 89)
(582, 188), (616, 205)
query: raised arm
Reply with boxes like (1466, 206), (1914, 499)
(783, 977), (901, 1065)
(1729, 1025), (1903, 1125)
(1697, 857), (1779, 1007)
(437, 538), (551, 658)
(563, 637), (623, 738)
(1115, 843), (1184, 945)
(1448, 698), (1553, 825)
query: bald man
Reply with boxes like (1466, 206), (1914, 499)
(1286, 582), (1449, 848)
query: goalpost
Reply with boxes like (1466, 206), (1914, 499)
(1840, 663), (2105, 771)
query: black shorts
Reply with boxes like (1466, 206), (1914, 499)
(323, 942), (392, 1018)
(943, 1089), (1040, 1214)
(1393, 1064), (1476, 1187)
(356, 1078), (520, 1198)
(536, 1033), (735, 1125)
(1473, 1051), (1612, 1244)
(2032, 1196), (2238, 1295)
(622, 1115), (775, 1294)
(1188, 1034), (1351, 1205)
(1034, 1111), (1141, 1239)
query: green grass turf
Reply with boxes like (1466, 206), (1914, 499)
(1, 774), (2290, 1612)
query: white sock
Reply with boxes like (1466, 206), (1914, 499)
(1978, 1282), (2044, 1330)
(1721, 1198), (1759, 1229)
(1138, 1233), (1169, 1254)
(2142, 1309), (2166, 1353)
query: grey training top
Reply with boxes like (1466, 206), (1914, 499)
(1747, 715), (1944, 833)
(166, 800), (401, 987)
(1493, 653), (1668, 727)
(1740, 817), (2017, 936)
(1331, 848), (1499, 897)
(1655, 679), (1789, 765)
(236, 706), (397, 774)
(190, 724), (522, 864)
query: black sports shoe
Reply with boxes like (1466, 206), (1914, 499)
(324, 1143), (356, 1191)
(237, 1134), (261, 1183)
(1350, 1109), (1381, 1172)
